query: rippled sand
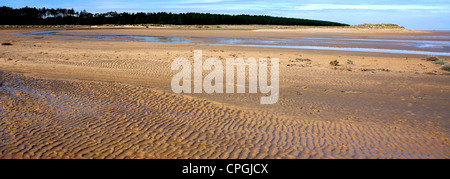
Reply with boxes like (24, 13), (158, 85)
(0, 27), (449, 158)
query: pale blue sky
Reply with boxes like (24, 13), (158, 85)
(2, 0), (450, 30)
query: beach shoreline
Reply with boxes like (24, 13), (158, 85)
(0, 27), (448, 159)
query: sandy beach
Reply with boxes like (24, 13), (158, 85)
(0, 26), (448, 159)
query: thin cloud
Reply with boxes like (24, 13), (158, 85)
(296, 4), (448, 11)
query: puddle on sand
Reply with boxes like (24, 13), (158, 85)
(20, 30), (198, 44)
(231, 44), (450, 56)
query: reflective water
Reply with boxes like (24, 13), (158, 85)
(20, 30), (450, 56)
(233, 44), (450, 56)
(20, 30), (198, 44)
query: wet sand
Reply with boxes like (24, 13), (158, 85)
(0, 27), (449, 158)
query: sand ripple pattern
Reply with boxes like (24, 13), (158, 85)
(0, 72), (448, 159)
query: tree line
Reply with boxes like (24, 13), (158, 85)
(0, 6), (349, 26)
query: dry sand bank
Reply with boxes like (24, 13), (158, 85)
(0, 28), (449, 158)
(69, 27), (442, 39)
